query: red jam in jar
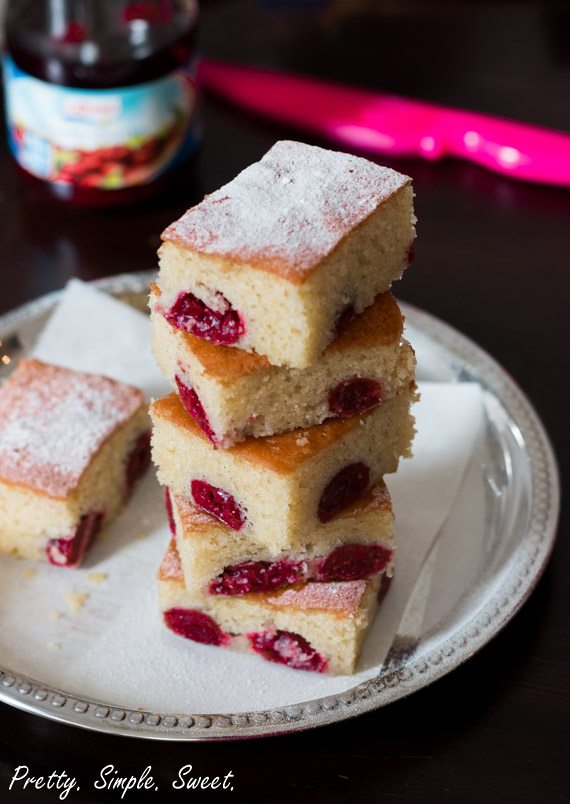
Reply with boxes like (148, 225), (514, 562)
(3, 0), (200, 206)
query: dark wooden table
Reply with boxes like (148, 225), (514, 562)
(0, 2), (568, 802)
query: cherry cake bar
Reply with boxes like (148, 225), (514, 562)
(150, 283), (416, 447)
(166, 480), (395, 596)
(0, 359), (151, 568)
(156, 140), (415, 369)
(158, 537), (387, 675)
(150, 384), (416, 550)
(150, 141), (419, 674)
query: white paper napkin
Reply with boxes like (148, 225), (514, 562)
(0, 280), (487, 713)
(32, 278), (168, 401)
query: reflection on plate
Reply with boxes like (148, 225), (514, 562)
(0, 272), (559, 741)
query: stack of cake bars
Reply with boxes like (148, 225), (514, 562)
(149, 140), (418, 675)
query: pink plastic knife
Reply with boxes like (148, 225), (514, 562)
(198, 59), (570, 187)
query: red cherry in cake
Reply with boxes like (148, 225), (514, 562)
(406, 242), (415, 266)
(164, 487), (176, 536)
(315, 543), (392, 582)
(46, 510), (104, 569)
(164, 608), (228, 646)
(317, 462), (370, 523)
(328, 378), (383, 417)
(164, 292), (245, 345)
(125, 430), (151, 494)
(175, 376), (217, 444)
(191, 480), (246, 531)
(209, 559), (304, 595)
(248, 629), (327, 673)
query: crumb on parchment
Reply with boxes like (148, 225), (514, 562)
(23, 567), (37, 578)
(66, 588), (89, 613)
(87, 572), (108, 584)
(47, 642), (61, 650)
(49, 610), (64, 622)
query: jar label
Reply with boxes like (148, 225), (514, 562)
(2, 55), (200, 190)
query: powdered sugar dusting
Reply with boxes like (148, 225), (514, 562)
(268, 580), (368, 616)
(162, 141), (410, 277)
(0, 359), (144, 498)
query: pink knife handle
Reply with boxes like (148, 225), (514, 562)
(198, 59), (570, 187)
(434, 109), (570, 185)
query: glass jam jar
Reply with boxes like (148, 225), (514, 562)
(3, 0), (201, 206)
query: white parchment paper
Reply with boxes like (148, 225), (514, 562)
(0, 280), (486, 713)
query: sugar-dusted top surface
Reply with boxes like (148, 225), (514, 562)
(0, 358), (144, 498)
(161, 140), (411, 281)
(267, 579), (369, 617)
(151, 392), (367, 474)
(151, 284), (403, 384)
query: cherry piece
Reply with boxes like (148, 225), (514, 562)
(164, 487), (176, 536)
(191, 480), (246, 531)
(125, 430), (151, 494)
(407, 242), (415, 266)
(175, 376), (217, 444)
(209, 559), (303, 595)
(328, 378), (383, 417)
(164, 608), (228, 646)
(46, 510), (104, 569)
(248, 629), (327, 673)
(317, 462), (370, 523)
(315, 543), (392, 582)
(164, 292), (245, 345)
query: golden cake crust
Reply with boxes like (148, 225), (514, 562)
(159, 538), (184, 584)
(151, 392), (368, 474)
(161, 140), (411, 284)
(0, 358), (145, 499)
(327, 293), (403, 353)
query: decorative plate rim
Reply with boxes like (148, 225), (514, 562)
(0, 272), (560, 741)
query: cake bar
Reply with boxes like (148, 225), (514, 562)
(158, 538), (387, 675)
(151, 385), (416, 549)
(167, 481), (394, 596)
(157, 140), (415, 368)
(0, 358), (151, 567)
(150, 283), (416, 447)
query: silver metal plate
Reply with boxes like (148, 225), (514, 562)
(0, 272), (560, 740)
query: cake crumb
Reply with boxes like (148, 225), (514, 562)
(47, 642), (61, 650)
(136, 531), (147, 540)
(66, 588), (89, 613)
(23, 566), (37, 578)
(295, 436), (309, 447)
(87, 572), (108, 584)
(49, 610), (63, 622)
